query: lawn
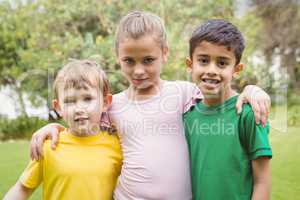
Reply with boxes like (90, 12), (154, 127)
(0, 126), (299, 199)
(0, 141), (41, 199)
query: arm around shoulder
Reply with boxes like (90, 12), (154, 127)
(30, 122), (65, 160)
(239, 105), (272, 159)
(3, 181), (34, 200)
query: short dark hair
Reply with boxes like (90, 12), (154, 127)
(189, 19), (245, 65)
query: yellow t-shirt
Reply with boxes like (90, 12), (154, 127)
(20, 130), (123, 200)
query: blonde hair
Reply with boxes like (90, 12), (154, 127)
(115, 10), (167, 53)
(53, 59), (110, 100)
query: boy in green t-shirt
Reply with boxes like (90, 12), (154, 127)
(184, 19), (272, 200)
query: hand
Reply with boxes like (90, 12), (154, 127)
(30, 123), (65, 160)
(236, 85), (271, 126)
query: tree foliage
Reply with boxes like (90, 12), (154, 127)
(250, 0), (300, 95)
(0, 0), (298, 117)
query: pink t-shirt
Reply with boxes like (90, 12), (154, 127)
(110, 80), (202, 200)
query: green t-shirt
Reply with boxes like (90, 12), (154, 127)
(183, 95), (272, 200)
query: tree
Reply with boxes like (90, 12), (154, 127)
(250, 0), (300, 94)
(2, 0), (260, 117)
(0, 1), (31, 116)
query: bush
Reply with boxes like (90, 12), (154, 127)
(288, 106), (300, 126)
(0, 116), (48, 140)
(288, 93), (300, 107)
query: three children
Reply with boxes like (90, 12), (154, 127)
(5, 11), (272, 200)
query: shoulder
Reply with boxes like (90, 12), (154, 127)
(42, 140), (52, 153)
(164, 80), (196, 90)
(162, 81), (200, 99)
(111, 91), (128, 110)
(100, 131), (120, 143)
(239, 103), (270, 136)
(112, 91), (126, 101)
(43, 131), (69, 151)
(183, 101), (200, 119)
(99, 131), (122, 155)
(240, 103), (255, 121)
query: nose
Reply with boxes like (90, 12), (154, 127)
(206, 62), (218, 76)
(75, 101), (87, 114)
(133, 64), (145, 77)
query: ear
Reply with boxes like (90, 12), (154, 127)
(52, 99), (63, 116)
(186, 57), (193, 73)
(162, 46), (169, 63)
(233, 63), (244, 76)
(103, 94), (112, 112)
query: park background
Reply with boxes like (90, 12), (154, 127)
(0, 0), (299, 199)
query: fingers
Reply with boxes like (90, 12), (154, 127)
(30, 135), (39, 160)
(242, 85), (271, 126)
(265, 97), (271, 114)
(259, 100), (268, 127)
(51, 130), (59, 150)
(255, 92), (270, 127)
(251, 100), (261, 125)
(29, 123), (64, 160)
(36, 133), (47, 160)
(56, 123), (65, 132)
(236, 94), (244, 114)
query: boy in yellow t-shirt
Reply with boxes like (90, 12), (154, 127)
(4, 59), (123, 200)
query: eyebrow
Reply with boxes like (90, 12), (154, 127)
(63, 96), (75, 101)
(122, 56), (133, 59)
(196, 54), (231, 60)
(81, 93), (93, 97)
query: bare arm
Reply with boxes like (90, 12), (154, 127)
(30, 123), (65, 160)
(251, 157), (271, 200)
(3, 181), (34, 200)
(237, 85), (271, 126)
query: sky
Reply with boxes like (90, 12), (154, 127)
(0, 86), (48, 119)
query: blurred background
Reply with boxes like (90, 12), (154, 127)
(0, 0), (299, 199)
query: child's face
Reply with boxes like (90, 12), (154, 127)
(53, 84), (105, 136)
(117, 35), (168, 94)
(187, 41), (243, 100)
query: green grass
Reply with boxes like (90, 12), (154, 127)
(269, 126), (300, 199)
(0, 127), (300, 199)
(0, 141), (41, 199)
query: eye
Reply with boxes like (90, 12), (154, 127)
(143, 57), (155, 65)
(64, 99), (75, 104)
(198, 57), (209, 65)
(84, 96), (93, 102)
(123, 58), (134, 65)
(217, 59), (229, 68)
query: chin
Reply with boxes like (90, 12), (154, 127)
(134, 83), (154, 91)
(200, 87), (218, 95)
(202, 90), (222, 98)
(74, 126), (88, 134)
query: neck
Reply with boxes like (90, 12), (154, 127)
(203, 88), (237, 106)
(127, 79), (162, 101)
(68, 127), (99, 137)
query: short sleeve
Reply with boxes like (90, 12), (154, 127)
(239, 105), (272, 160)
(178, 81), (203, 113)
(19, 159), (43, 189)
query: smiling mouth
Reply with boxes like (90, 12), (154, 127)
(202, 78), (221, 84)
(74, 117), (89, 122)
(132, 78), (148, 84)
